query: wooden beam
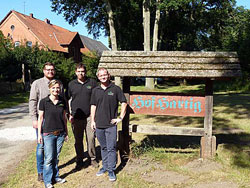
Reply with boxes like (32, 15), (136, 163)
(104, 69), (242, 78)
(101, 51), (238, 58)
(129, 124), (204, 136)
(201, 79), (214, 158)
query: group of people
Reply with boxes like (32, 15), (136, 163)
(29, 62), (127, 188)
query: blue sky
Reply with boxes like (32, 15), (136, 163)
(0, 0), (249, 49)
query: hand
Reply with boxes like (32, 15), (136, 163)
(64, 135), (69, 142)
(91, 121), (96, 132)
(69, 115), (74, 123)
(32, 120), (38, 129)
(37, 134), (43, 144)
(110, 117), (122, 125)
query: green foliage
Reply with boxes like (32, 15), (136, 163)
(0, 31), (79, 88)
(83, 53), (100, 79)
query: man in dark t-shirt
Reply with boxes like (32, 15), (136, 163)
(66, 63), (98, 170)
(90, 68), (127, 182)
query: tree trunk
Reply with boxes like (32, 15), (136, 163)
(152, 0), (160, 51)
(22, 63), (25, 91)
(105, 0), (117, 51)
(143, 0), (154, 89)
(104, 0), (121, 86)
(152, 0), (161, 86)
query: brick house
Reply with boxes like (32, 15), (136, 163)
(0, 10), (84, 62)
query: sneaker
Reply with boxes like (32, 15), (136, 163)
(45, 184), (54, 188)
(96, 168), (107, 176)
(91, 160), (99, 168)
(108, 171), (116, 182)
(55, 178), (66, 184)
(38, 173), (43, 182)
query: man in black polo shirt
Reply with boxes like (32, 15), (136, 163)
(66, 63), (98, 170)
(90, 68), (127, 182)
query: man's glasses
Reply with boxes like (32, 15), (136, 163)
(45, 69), (55, 72)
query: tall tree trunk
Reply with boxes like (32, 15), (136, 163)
(153, 0), (161, 86)
(104, 0), (121, 86)
(152, 0), (160, 51)
(105, 0), (117, 51)
(143, 0), (154, 89)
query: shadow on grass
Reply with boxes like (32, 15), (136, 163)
(59, 146), (101, 179)
(131, 132), (250, 169)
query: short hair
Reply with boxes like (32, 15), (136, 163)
(43, 62), (55, 70)
(96, 68), (109, 76)
(48, 79), (61, 89)
(75, 63), (86, 71)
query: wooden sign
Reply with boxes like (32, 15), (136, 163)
(130, 92), (205, 117)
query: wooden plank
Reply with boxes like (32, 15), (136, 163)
(99, 62), (240, 70)
(130, 93), (205, 117)
(104, 69), (242, 78)
(101, 56), (239, 64)
(129, 124), (204, 136)
(102, 51), (238, 58)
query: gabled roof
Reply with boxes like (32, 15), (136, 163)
(80, 35), (109, 56)
(0, 10), (82, 52)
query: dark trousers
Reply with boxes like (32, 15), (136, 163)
(71, 117), (96, 163)
(96, 125), (117, 172)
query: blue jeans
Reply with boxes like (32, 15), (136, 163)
(36, 129), (44, 174)
(96, 126), (117, 172)
(43, 133), (65, 185)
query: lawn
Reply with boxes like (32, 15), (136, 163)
(0, 92), (29, 109)
(2, 85), (250, 188)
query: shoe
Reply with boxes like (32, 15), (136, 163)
(75, 162), (83, 171)
(55, 178), (66, 184)
(96, 168), (107, 176)
(45, 183), (54, 188)
(38, 173), (43, 182)
(91, 160), (99, 168)
(108, 171), (116, 182)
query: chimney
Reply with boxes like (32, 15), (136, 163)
(44, 18), (50, 24)
(30, 13), (34, 18)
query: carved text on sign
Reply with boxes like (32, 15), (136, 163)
(130, 93), (205, 117)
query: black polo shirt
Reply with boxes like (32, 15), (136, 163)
(66, 78), (98, 119)
(90, 82), (127, 129)
(39, 96), (66, 133)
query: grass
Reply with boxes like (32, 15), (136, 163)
(0, 92), (29, 109)
(2, 84), (250, 188)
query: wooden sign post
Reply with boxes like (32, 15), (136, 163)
(99, 51), (241, 159)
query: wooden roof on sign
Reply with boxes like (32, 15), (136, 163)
(98, 51), (242, 78)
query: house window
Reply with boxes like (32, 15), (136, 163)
(14, 41), (20, 47)
(10, 25), (15, 31)
(26, 41), (32, 47)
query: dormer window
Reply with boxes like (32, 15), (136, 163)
(15, 41), (20, 47)
(26, 41), (32, 47)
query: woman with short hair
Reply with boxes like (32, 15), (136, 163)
(37, 79), (68, 188)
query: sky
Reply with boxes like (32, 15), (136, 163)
(0, 0), (249, 49)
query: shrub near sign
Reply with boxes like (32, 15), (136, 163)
(130, 92), (205, 117)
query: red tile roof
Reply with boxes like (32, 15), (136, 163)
(3, 10), (80, 52)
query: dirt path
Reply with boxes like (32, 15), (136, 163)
(0, 103), (36, 185)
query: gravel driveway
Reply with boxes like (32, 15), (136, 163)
(0, 103), (36, 185)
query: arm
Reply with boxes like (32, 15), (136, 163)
(90, 105), (97, 131)
(29, 81), (38, 128)
(65, 84), (74, 123)
(37, 110), (44, 144)
(111, 102), (127, 125)
(63, 110), (69, 141)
